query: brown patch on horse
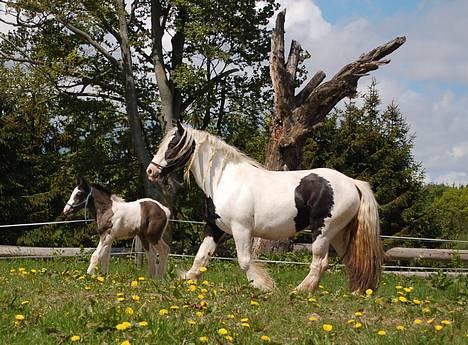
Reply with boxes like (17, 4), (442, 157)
(139, 201), (168, 246)
(91, 186), (114, 234)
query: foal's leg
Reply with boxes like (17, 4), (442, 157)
(87, 234), (105, 275)
(98, 233), (114, 275)
(182, 223), (224, 280)
(154, 239), (170, 278)
(232, 226), (275, 292)
(296, 234), (330, 292)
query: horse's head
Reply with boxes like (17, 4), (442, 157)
(146, 122), (195, 181)
(63, 176), (92, 218)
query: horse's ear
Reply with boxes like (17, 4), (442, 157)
(75, 175), (87, 188)
(176, 120), (184, 135)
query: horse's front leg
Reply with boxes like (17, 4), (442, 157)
(182, 223), (224, 280)
(98, 233), (114, 275)
(87, 234), (105, 275)
(232, 226), (276, 292)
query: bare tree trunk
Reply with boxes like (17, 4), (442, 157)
(254, 10), (406, 255)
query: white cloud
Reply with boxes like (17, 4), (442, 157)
(449, 142), (468, 160)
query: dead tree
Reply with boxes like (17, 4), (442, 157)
(254, 10), (406, 254)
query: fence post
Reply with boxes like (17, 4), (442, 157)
(134, 237), (144, 268)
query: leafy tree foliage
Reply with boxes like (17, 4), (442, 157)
(303, 81), (424, 235)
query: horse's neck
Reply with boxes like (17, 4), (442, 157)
(190, 141), (230, 197)
(91, 188), (113, 216)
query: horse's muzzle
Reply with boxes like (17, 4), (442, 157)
(146, 164), (162, 182)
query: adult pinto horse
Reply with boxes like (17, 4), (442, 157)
(63, 176), (171, 278)
(146, 124), (383, 293)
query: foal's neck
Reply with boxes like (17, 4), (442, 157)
(90, 187), (113, 215)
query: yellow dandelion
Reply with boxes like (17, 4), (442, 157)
(347, 319), (355, 324)
(70, 335), (81, 342)
(125, 307), (134, 315)
(308, 297), (317, 302)
(365, 289), (373, 296)
(323, 324), (333, 332)
(188, 285), (197, 292)
(377, 330), (386, 336)
(116, 292), (124, 297)
(427, 318), (434, 324)
(116, 297), (125, 302)
(187, 319), (196, 325)
(218, 328), (229, 335)
(132, 295), (140, 302)
(250, 300), (259, 306)
(404, 287), (414, 293)
(241, 318), (249, 322)
(116, 322), (132, 331)
(199, 336), (209, 343)
(200, 288), (208, 293)
(10, 269), (16, 273)
(241, 323), (250, 328)
(199, 267), (207, 273)
(159, 309), (169, 316)
(170, 305), (179, 310)
(15, 315), (25, 321)
(308, 316), (318, 322)
(414, 318), (423, 325)
(18, 267), (25, 272)
(225, 335), (234, 341)
(200, 301), (208, 307)
(395, 285), (403, 289)
(354, 322), (363, 329)
(84, 286), (91, 291)
(227, 314), (235, 319)
(354, 311), (363, 317)
(398, 296), (408, 303)
(31, 269), (37, 273)
(20, 300), (29, 305)
(413, 298), (421, 305)
(196, 311), (204, 317)
(97, 276), (105, 283)
(422, 307), (431, 313)
(130, 280), (138, 287)
(260, 335), (271, 342)
(187, 279), (196, 285)
(434, 325), (443, 331)
(441, 320), (452, 325)
(197, 294), (205, 300)
(202, 280), (210, 285)
(138, 321), (148, 327)
(138, 276), (145, 281)
(396, 325), (405, 331)
(120, 341), (131, 345)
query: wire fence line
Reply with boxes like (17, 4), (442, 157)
(1, 218), (467, 244)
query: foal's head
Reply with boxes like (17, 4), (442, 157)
(63, 176), (92, 218)
(146, 122), (195, 181)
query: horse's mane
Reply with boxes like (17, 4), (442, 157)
(90, 183), (125, 202)
(188, 128), (265, 170)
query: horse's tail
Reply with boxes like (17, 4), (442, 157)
(342, 179), (384, 293)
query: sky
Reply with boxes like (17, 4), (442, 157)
(277, 0), (468, 185)
(1, 1), (467, 185)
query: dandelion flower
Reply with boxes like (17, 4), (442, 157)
(398, 296), (408, 303)
(434, 325), (443, 331)
(413, 298), (421, 305)
(197, 294), (205, 300)
(422, 307), (431, 313)
(354, 311), (363, 317)
(250, 300), (259, 306)
(202, 280), (210, 285)
(347, 319), (355, 324)
(241, 318), (249, 322)
(20, 300), (29, 305)
(199, 267), (207, 273)
(132, 295), (140, 302)
(441, 320), (452, 325)
(84, 286), (91, 291)
(199, 336), (209, 342)
(97, 276), (105, 283)
(241, 323), (250, 328)
(427, 318), (434, 324)
(227, 314), (235, 319)
(188, 285), (197, 292)
(15, 315), (25, 321)
(260, 335), (271, 342)
(323, 324), (333, 332)
(365, 289), (373, 296)
(116, 297), (125, 302)
(159, 309), (169, 316)
(308, 316), (318, 322)
(116, 322), (131, 331)
(70, 335), (81, 342)
(308, 297), (317, 302)
(120, 341), (131, 345)
(170, 305), (179, 310)
(200, 301), (208, 307)
(354, 322), (363, 329)
(130, 280), (138, 287)
(125, 307), (134, 315)
(138, 276), (145, 281)
(377, 330), (386, 336)
(396, 325), (405, 331)
(218, 328), (229, 335)
(196, 311), (204, 317)
(138, 321), (148, 327)
(225, 335), (234, 341)
(187, 319), (196, 325)
(414, 318), (423, 325)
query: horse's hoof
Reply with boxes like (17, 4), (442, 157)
(178, 270), (200, 280)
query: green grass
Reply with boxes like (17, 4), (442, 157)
(0, 257), (467, 344)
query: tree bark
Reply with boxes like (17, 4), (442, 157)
(255, 9), (406, 254)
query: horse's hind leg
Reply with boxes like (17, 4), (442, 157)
(154, 239), (170, 278)
(296, 234), (329, 292)
(232, 226), (275, 292)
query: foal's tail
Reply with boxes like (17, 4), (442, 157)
(343, 179), (384, 293)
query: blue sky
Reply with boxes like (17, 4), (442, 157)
(278, 0), (468, 185)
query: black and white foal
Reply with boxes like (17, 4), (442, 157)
(63, 177), (171, 278)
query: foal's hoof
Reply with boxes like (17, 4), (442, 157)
(178, 270), (201, 280)
(250, 276), (276, 292)
(295, 282), (318, 293)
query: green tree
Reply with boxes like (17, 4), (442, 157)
(303, 80), (424, 235)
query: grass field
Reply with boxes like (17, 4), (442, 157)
(0, 256), (467, 344)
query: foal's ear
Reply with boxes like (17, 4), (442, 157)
(176, 120), (184, 135)
(75, 175), (87, 188)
